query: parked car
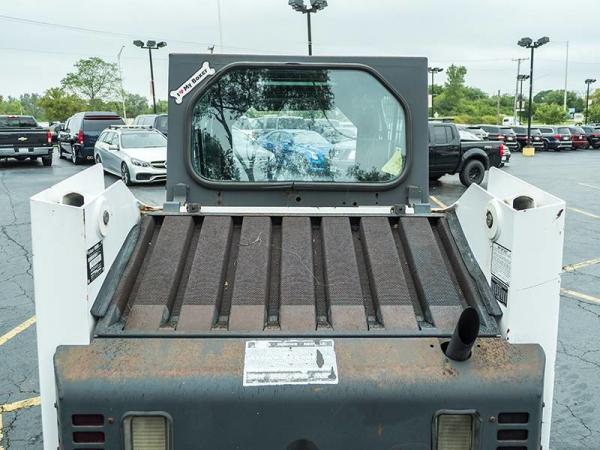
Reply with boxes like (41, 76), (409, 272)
(429, 122), (504, 186)
(457, 126), (510, 167)
(94, 126), (167, 185)
(569, 126), (588, 150)
(58, 112), (125, 164)
(133, 114), (168, 137)
(462, 125), (488, 139)
(498, 126), (519, 151)
(581, 125), (600, 149)
(48, 122), (63, 144)
(258, 129), (332, 173)
(537, 126), (572, 151)
(0, 115), (53, 166)
(511, 126), (545, 151)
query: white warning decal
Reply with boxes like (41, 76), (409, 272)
(243, 339), (339, 387)
(169, 61), (215, 104)
(491, 242), (512, 286)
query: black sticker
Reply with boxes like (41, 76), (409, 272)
(87, 241), (104, 284)
(491, 275), (509, 306)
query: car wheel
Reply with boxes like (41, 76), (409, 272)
(58, 145), (64, 159)
(95, 154), (102, 164)
(543, 141), (549, 151)
(121, 163), (132, 186)
(42, 155), (52, 167)
(71, 148), (80, 165)
(516, 142), (523, 152)
(459, 159), (485, 187)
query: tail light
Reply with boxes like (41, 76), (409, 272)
(499, 144), (505, 157)
(554, 134), (561, 139)
(47, 129), (52, 144)
(77, 130), (84, 145)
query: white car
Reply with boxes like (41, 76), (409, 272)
(94, 126), (167, 185)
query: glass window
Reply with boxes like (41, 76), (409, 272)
(83, 117), (124, 132)
(0, 116), (38, 127)
(155, 116), (168, 134)
(120, 131), (167, 148)
(557, 127), (570, 134)
(432, 125), (451, 144)
(190, 67), (407, 183)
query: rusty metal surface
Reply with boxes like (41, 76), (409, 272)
(95, 213), (501, 336)
(55, 337), (544, 450)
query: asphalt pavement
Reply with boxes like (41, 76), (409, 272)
(0, 148), (599, 448)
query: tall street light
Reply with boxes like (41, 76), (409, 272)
(518, 36), (550, 145)
(517, 74), (530, 125)
(117, 45), (127, 120)
(133, 40), (167, 113)
(585, 79), (596, 125)
(289, 0), (328, 55)
(428, 67), (443, 118)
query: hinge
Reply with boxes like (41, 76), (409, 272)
(163, 183), (189, 212)
(405, 185), (430, 214)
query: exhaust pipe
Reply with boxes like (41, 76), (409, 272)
(444, 307), (480, 361)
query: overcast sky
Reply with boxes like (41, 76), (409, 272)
(2, 0), (600, 102)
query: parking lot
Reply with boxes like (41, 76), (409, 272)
(0, 148), (599, 448)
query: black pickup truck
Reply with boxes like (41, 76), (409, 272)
(429, 122), (503, 186)
(0, 115), (53, 166)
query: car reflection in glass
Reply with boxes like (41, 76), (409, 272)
(258, 130), (333, 174)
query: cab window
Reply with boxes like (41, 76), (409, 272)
(190, 67), (407, 183)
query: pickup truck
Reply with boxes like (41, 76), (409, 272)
(429, 122), (503, 186)
(0, 115), (53, 165)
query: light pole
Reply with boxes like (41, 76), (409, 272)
(133, 40), (167, 114)
(517, 74), (530, 125)
(117, 45), (127, 120)
(289, 0), (328, 55)
(428, 67), (443, 118)
(518, 36), (550, 145)
(585, 78), (596, 125)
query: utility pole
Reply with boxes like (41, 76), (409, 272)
(117, 45), (127, 120)
(512, 58), (528, 123)
(428, 67), (443, 118)
(216, 0), (224, 52)
(517, 74), (530, 125)
(585, 79), (596, 124)
(563, 41), (569, 111)
(497, 90), (501, 125)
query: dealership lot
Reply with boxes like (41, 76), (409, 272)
(0, 149), (599, 448)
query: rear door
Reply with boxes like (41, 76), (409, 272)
(82, 117), (125, 151)
(103, 132), (121, 173)
(429, 124), (459, 173)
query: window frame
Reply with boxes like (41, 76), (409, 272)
(182, 62), (413, 192)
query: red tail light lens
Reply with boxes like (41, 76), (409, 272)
(499, 144), (505, 157)
(77, 130), (84, 145)
(554, 134), (561, 139)
(47, 129), (52, 144)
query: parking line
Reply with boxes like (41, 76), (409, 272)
(578, 182), (600, 191)
(568, 207), (600, 219)
(0, 316), (36, 347)
(429, 195), (448, 209)
(0, 396), (41, 450)
(563, 257), (600, 273)
(561, 288), (600, 305)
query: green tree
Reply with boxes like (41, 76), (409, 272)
(436, 65), (467, 115)
(38, 88), (87, 122)
(19, 93), (45, 120)
(533, 89), (584, 112)
(588, 102), (600, 123)
(534, 103), (568, 124)
(155, 99), (168, 114)
(0, 96), (24, 115)
(61, 57), (121, 104)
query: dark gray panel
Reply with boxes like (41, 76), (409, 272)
(360, 217), (418, 330)
(126, 216), (194, 330)
(178, 216), (233, 331)
(228, 217), (271, 331)
(321, 217), (367, 331)
(399, 217), (463, 330)
(166, 54), (429, 208)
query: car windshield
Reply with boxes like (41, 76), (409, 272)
(191, 67), (407, 183)
(459, 130), (481, 141)
(155, 116), (168, 134)
(120, 131), (167, 148)
(0, 116), (38, 127)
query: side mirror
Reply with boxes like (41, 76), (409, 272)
(108, 144), (119, 151)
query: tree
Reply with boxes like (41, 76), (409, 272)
(533, 90), (584, 112)
(38, 88), (87, 122)
(61, 57), (121, 104)
(588, 103), (600, 123)
(436, 65), (467, 115)
(19, 93), (45, 120)
(534, 103), (568, 124)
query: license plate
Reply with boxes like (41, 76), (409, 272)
(534, 137), (540, 141)
(507, 137), (513, 141)
(17, 147), (30, 153)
